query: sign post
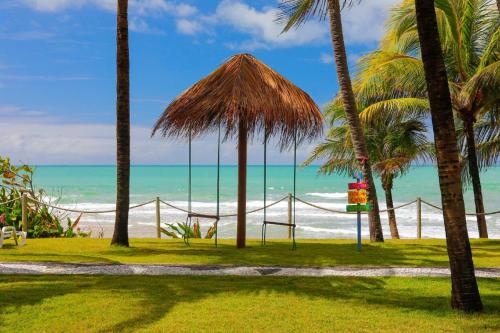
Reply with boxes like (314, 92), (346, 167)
(356, 177), (362, 252)
(346, 162), (372, 251)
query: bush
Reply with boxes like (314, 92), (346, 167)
(0, 156), (86, 238)
(161, 219), (216, 239)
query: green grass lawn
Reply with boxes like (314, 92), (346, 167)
(1, 275), (498, 333)
(1, 238), (499, 267)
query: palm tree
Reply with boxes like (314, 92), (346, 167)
(356, 0), (499, 238)
(279, 0), (384, 241)
(305, 100), (432, 239)
(415, 0), (482, 312)
(468, 112), (500, 166)
(456, 110), (500, 186)
(111, 0), (130, 247)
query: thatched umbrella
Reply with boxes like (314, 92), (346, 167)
(152, 53), (323, 248)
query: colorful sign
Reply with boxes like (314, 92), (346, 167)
(348, 189), (367, 204)
(348, 182), (367, 190)
(346, 203), (372, 212)
(346, 178), (372, 213)
(350, 161), (370, 252)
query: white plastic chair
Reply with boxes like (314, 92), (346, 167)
(0, 226), (27, 248)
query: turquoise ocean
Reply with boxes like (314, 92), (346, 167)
(34, 165), (500, 239)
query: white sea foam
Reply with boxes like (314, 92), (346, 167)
(57, 199), (500, 239)
(306, 192), (347, 199)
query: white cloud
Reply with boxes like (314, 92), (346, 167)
(0, 120), (174, 164)
(0, 105), (45, 117)
(174, 3), (197, 17)
(18, 0), (194, 35)
(0, 115), (317, 164)
(19, 0), (87, 12)
(176, 19), (202, 36)
(19, 0), (195, 17)
(209, 0), (328, 50)
(318, 51), (362, 66)
(348, 52), (362, 65)
(17, 0), (399, 46)
(341, 0), (400, 44)
(320, 53), (333, 64)
(129, 17), (165, 35)
(178, 0), (399, 50)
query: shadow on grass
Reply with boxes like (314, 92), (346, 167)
(3, 238), (498, 268)
(1, 252), (121, 264)
(119, 239), (453, 267)
(1, 275), (498, 332)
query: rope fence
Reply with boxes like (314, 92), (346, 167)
(2, 193), (498, 239)
(294, 197), (419, 214)
(158, 196), (288, 218)
(420, 199), (500, 216)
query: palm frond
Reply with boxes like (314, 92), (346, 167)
(152, 54), (323, 149)
(459, 61), (500, 113)
(360, 98), (429, 123)
(278, 0), (362, 32)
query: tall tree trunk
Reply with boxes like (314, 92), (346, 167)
(382, 176), (399, 239)
(327, 0), (383, 242)
(236, 119), (247, 249)
(463, 118), (488, 238)
(415, 0), (482, 312)
(111, 0), (130, 247)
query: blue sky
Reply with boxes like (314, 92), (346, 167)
(0, 0), (400, 164)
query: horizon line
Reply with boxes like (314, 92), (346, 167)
(31, 164), (441, 167)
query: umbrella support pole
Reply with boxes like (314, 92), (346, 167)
(237, 121), (247, 249)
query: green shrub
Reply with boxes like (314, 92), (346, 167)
(161, 219), (216, 239)
(0, 156), (85, 238)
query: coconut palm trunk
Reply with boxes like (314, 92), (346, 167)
(327, 0), (383, 242)
(237, 119), (248, 249)
(463, 118), (488, 238)
(111, 0), (130, 247)
(382, 175), (399, 239)
(415, 0), (482, 312)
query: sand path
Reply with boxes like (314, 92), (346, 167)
(1, 262), (499, 277)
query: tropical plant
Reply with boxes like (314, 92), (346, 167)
(0, 156), (86, 238)
(278, 0), (384, 242)
(112, 0), (131, 247)
(414, 0), (482, 312)
(356, 0), (499, 238)
(161, 220), (216, 239)
(456, 111), (500, 183)
(305, 100), (433, 239)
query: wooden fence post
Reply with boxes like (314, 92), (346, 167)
(287, 193), (292, 239)
(156, 197), (161, 239)
(417, 197), (422, 239)
(21, 193), (28, 233)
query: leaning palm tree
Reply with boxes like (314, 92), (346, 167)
(305, 100), (432, 239)
(357, 0), (499, 238)
(279, 0), (384, 242)
(111, 0), (131, 247)
(456, 110), (500, 185)
(470, 111), (500, 166)
(415, 0), (482, 312)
